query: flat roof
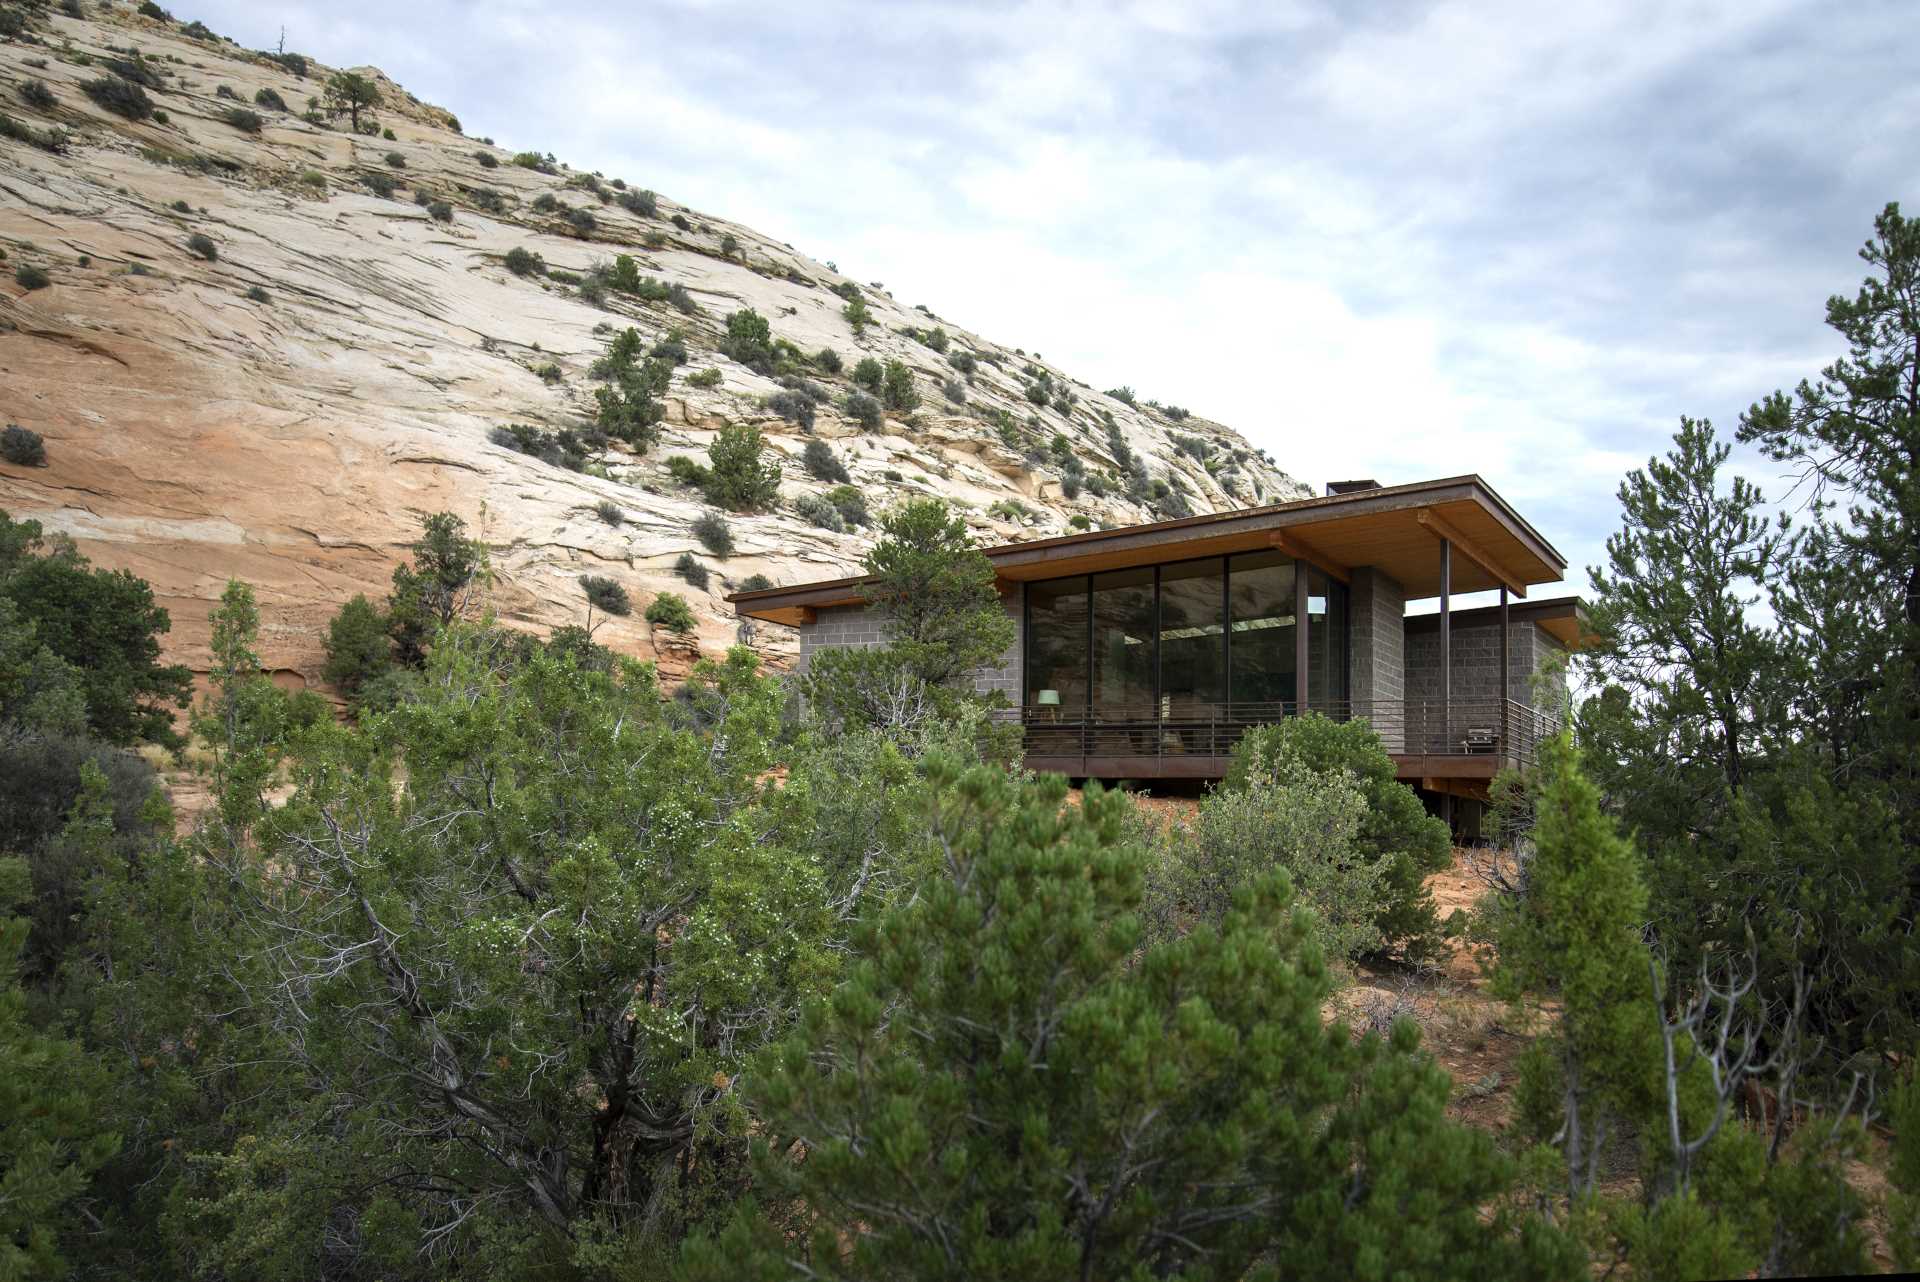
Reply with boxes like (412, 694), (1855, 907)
(1403, 594), (1595, 649)
(731, 474), (1570, 625)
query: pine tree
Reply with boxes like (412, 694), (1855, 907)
(861, 497), (1015, 689)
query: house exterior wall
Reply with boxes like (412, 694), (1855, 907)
(793, 591), (1023, 703)
(1404, 617), (1562, 715)
(1348, 567), (1407, 751)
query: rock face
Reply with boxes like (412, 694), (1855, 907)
(0, 5), (1305, 686)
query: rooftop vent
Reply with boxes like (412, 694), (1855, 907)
(1325, 479), (1381, 496)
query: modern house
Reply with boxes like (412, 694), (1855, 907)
(729, 475), (1589, 818)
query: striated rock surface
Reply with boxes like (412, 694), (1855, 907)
(0, 4), (1305, 686)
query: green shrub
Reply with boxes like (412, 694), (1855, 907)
(489, 423), (589, 472)
(719, 307), (774, 371)
(814, 347), (842, 373)
(738, 573), (773, 592)
(566, 208), (596, 236)
(474, 149), (498, 168)
(987, 498), (1031, 521)
(184, 233), (217, 261)
(467, 186), (505, 214)
(881, 359), (919, 411)
(674, 553), (709, 590)
(666, 455), (711, 489)
(19, 80), (56, 112)
(510, 151), (553, 171)
(265, 51), (307, 77)
(253, 86), (287, 111)
(321, 594), (392, 698)
(802, 439), (850, 483)
(618, 187), (656, 217)
(383, 150), (405, 168)
(300, 170), (327, 188)
(2, 424), (47, 466)
(843, 390), (882, 431)
(692, 512), (735, 558)
(13, 263), (49, 291)
(216, 84), (241, 101)
(794, 492), (846, 532)
(671, 212), (691, 230)
(1106, 385), (1136, 406)
(842, 296), (872, 336)
(764, 390), (814, 431)
(702, 422), (780, 511)
(1226, 715), (1452, 959)
(594, 500), (623, 526)
(644, 590), (696, 635)
(535, 362), (561, 383)
(82, 75), (154, 120)
(948, 349), (976, 375)
(825, 484), (870, 527)
(426, 200), (453, 223)
(359, 171), (396, 197)
(686, 367), (722, 389)
(1069, 514), (1092, 530)
(718, 232), (738, 256)
(941, 377), (966, 405)
(650, 330), (688, 365)
(103, 57), (164, 89)
(244, 285), (270, 303)
(851, 356), (883, 391)
(503, 247), (545, 276)
(382, 127), (397, 141)
(581, 575), (630, 616)
(138, 0), (170, 17)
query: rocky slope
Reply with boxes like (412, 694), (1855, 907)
(0, 1), (1304, 686)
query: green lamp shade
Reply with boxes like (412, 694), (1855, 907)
(1035, 689), (1061, 706)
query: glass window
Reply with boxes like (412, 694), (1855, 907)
(1025, 576), (1089, 714)
(1227, 550), (1296, 706)
(1158, 558), (1224, 714)
(1306, 569), (1349, 708)
(1091, 567), (1155, 714)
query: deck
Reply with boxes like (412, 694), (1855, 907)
(1005, 698), (1556, 796)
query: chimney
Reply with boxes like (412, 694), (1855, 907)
(1325, 478), (1381, 496)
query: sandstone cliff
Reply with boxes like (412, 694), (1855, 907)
(0, 2), (1305, 685)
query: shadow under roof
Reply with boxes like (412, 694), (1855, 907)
(730, 474), (1567, 626)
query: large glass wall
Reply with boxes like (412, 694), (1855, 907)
(1091, 567), (1155, 712)
(1226, 550), (1296, 705)
(1023, 554), (1348, 724)
(1157, 559), (1224, 713)
(1025, 576), (1088, 713)
(1306, 570), (1349, 707)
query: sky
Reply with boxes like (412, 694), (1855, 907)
(188, 0), (1916, 604)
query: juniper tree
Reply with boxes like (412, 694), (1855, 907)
(861, 497), (1012, 689)
(681, 760), (1581, 1282)
(321, 70), (380, 132)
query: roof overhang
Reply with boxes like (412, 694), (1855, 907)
(729, 475), (1568, 624)
(1404, 595), (1597, 649)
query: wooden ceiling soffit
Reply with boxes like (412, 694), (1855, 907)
(1266, 529), (1350, 583)
(1415, 509), (1527, 599)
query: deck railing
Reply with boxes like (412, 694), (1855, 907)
(1000, 697), (1560, 769)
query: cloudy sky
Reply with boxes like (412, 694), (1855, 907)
(191, 0), (1913, 601)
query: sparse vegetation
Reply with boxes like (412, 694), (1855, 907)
(244, 285), (269, 304)
(503, 247), (545, 277)
(738, 573), (773, 592)
(802, 439), (850, 483)
(763, 390), (814, 431)
(793, 491), (846, 532)
(13, 263), (49, 291)
(842, 295), (872, 336)
(488, 423), (589, 472)
(618, 187), (656, 217)
(824, 484), (870, 527)
(426, 200), (453, 223)
(702, 422), (781, 512)
(222, 106), (263, 133)
(384, 150), (405, 168)
(185, 233), (216, 261)
(19, 79), (55, 111)
(253, 86), (287, 111)
(474, 149), (498, 168)
(719, 307), (774, 372)
(321, 70), (381, 133)
(594, 500), (623, 526)
(580, 575), (630, 617)
(813, 347), (842, 373)
(843, 390), (883, 431)
(82, 75), (155, 120)
(880, 359), (920, 411)
(691, 512), (735, 558)
(686, 367), (722, 389)
(2, 424), (47, 466)
(360, 172), (396, 197)
(674, 552), (710, 590)
(644, 590), (696, 635)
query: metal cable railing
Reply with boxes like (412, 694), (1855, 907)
(997, 697), (1559, 768)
